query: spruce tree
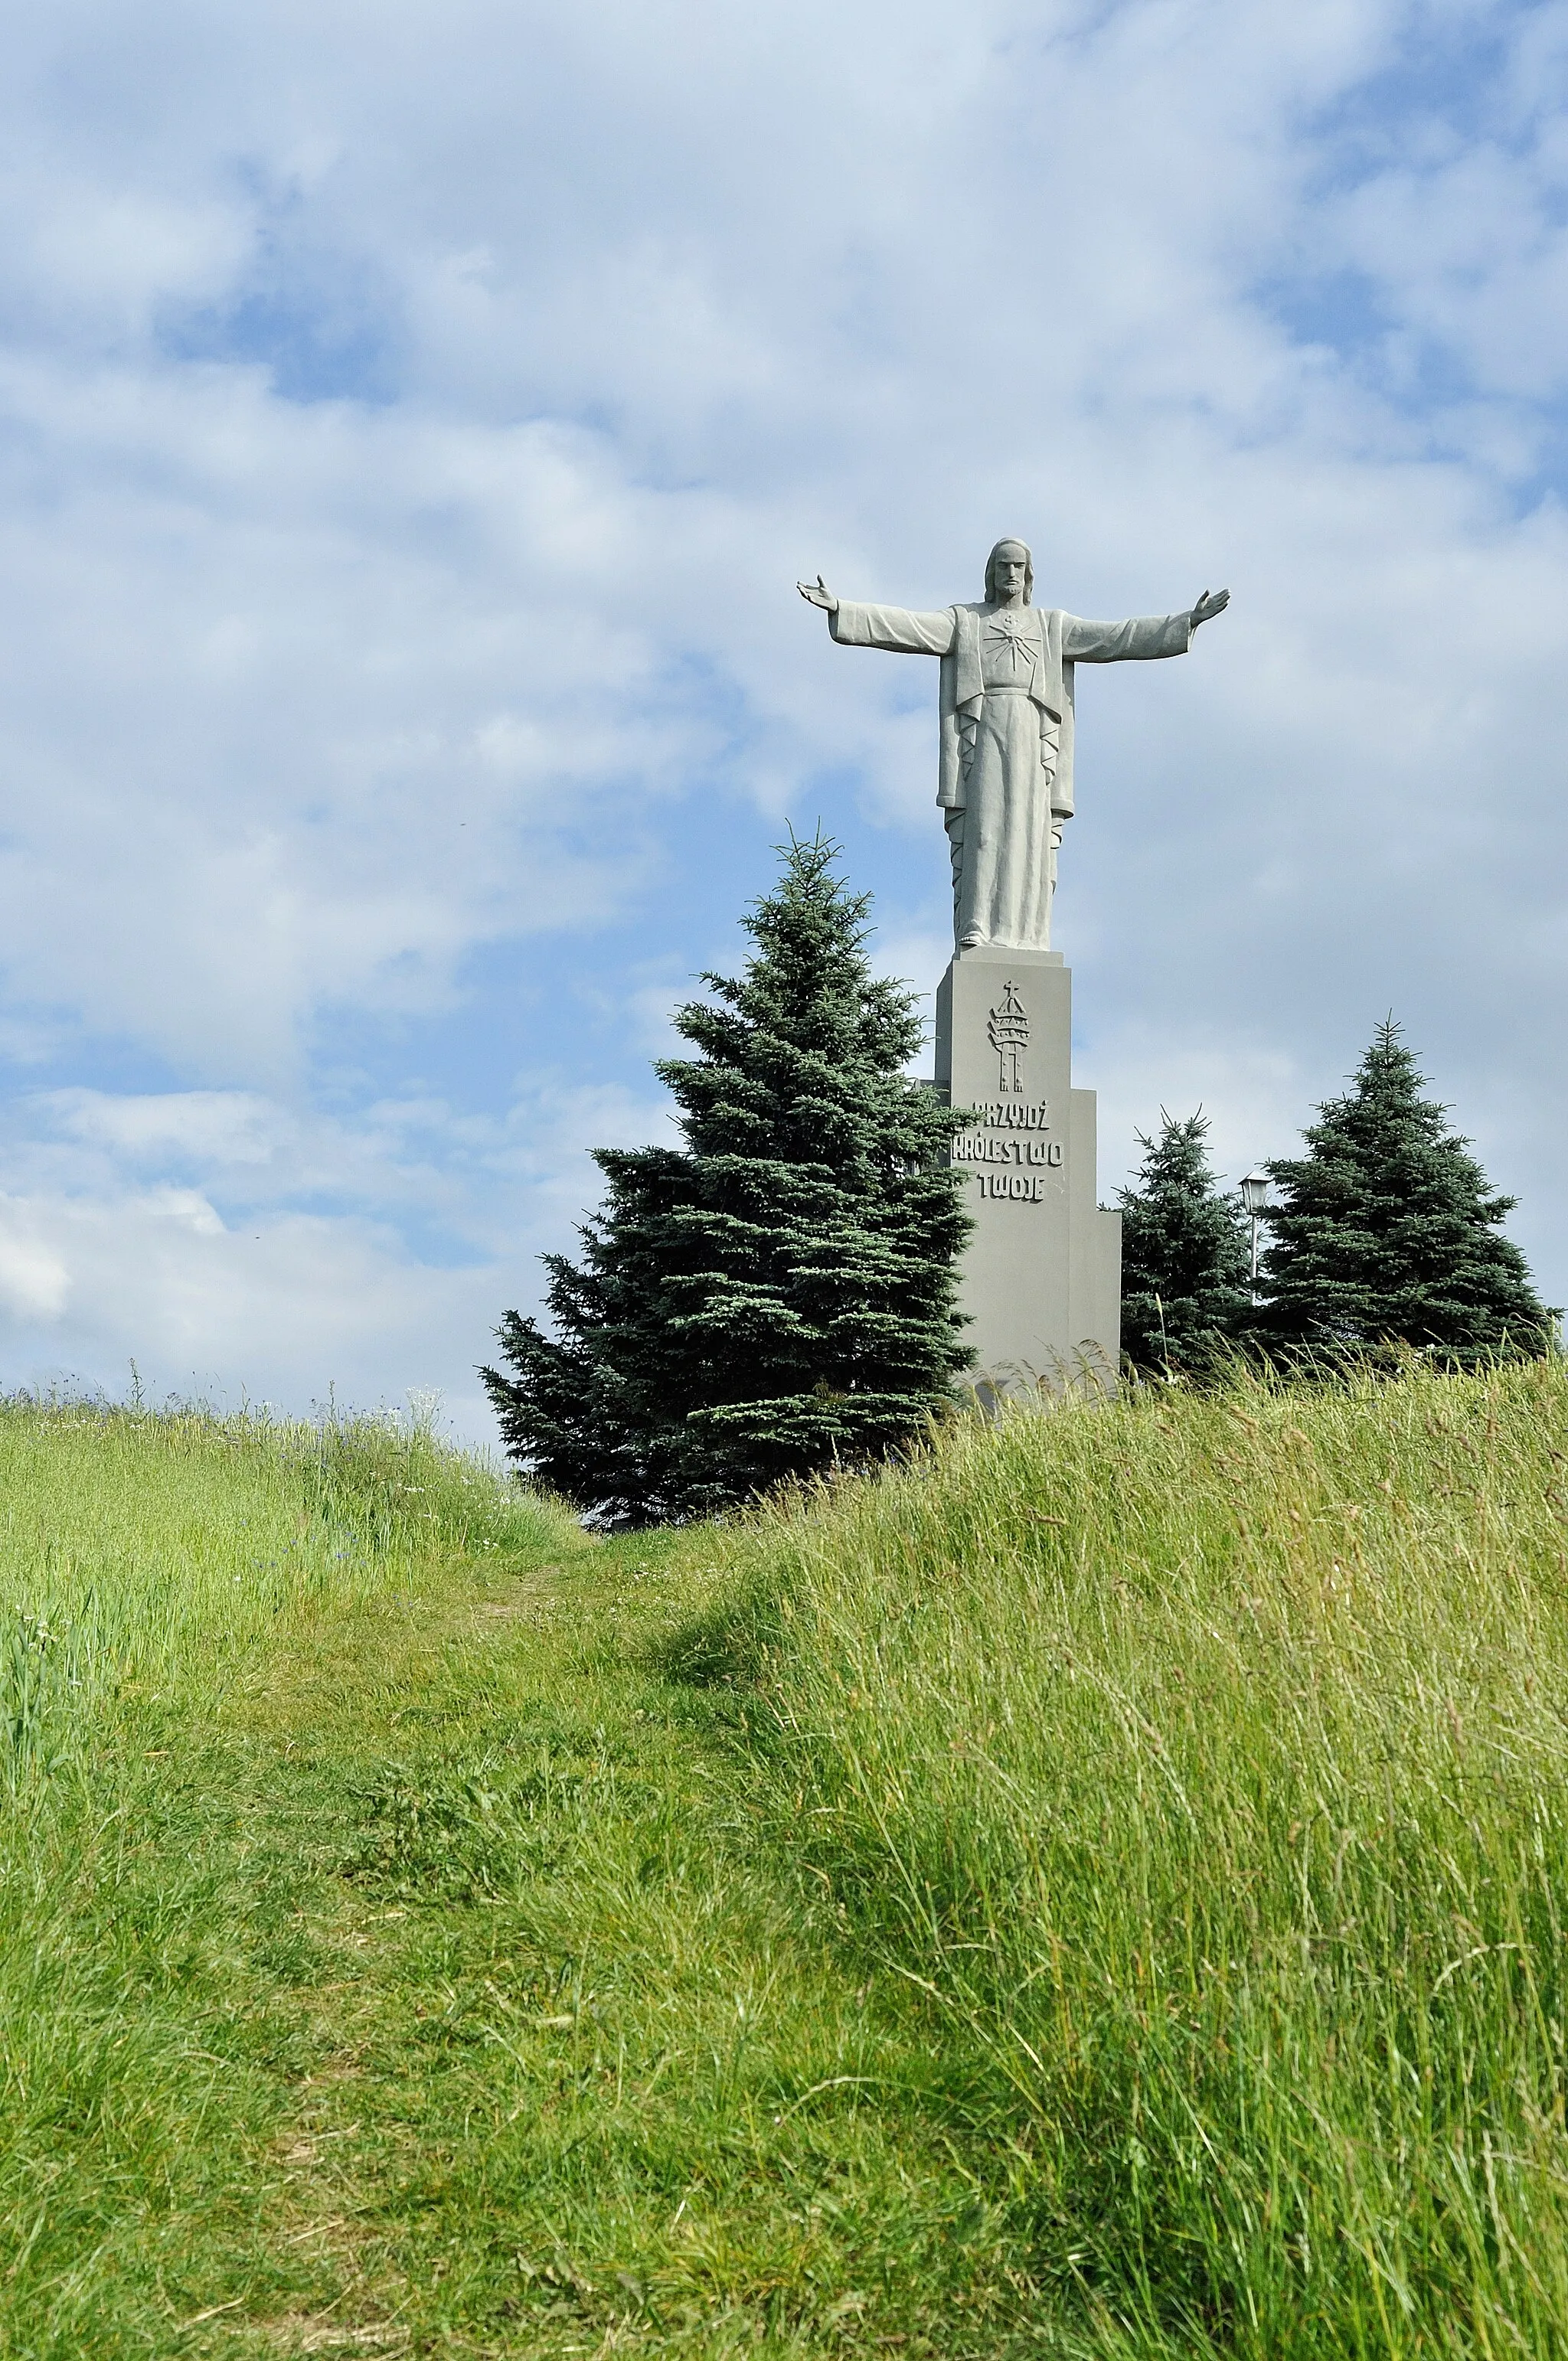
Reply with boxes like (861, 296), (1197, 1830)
(1253, 1018), (1557, 1364)
(1118, 1110), (1252, 1376)
(482, 836), (975, 1525)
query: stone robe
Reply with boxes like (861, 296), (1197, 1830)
(828, 598), (1192, 950)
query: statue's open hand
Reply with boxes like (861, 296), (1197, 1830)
(797, 574), (839, 614)
(1191, 587), (1230, 629)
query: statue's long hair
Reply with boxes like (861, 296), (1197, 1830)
(984, 538), (1034, 605)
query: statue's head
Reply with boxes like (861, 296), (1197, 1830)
(985, 538), (1033, 605)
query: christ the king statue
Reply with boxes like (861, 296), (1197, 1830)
(799, 540), (1228, 953)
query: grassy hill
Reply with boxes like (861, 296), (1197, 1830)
(3, 1364), (1568, 2355)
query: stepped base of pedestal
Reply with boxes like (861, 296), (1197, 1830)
(935, 947), (1120, 1393)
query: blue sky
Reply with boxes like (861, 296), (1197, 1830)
(1, 0), (1566, 1440)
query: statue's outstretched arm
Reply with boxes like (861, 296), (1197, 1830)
(797, 576), (953, 656)
(824, 601), (956, 656)
(1065, 593), (1228, 664)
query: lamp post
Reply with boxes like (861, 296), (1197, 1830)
(1240, 1170), (1270, 1305)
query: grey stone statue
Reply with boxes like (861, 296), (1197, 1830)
(799, 540), (1229, 952)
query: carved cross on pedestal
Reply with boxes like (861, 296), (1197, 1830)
(987, 981), (1029, 1095)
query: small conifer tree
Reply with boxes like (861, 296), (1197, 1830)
(482, 836), (975, 1524)
(1253, 1018), (1557, 1363)
(1118, 1109), (1252, 1376)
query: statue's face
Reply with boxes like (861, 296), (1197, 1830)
(991, 545), (1028, 604)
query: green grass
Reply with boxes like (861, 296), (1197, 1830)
(694, 1357), (1568, 2355)
(3, 1367), (1568, 2353)
(0, 1403), (586, 2356)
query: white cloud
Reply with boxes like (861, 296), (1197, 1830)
(0, 1213), (71, 1320)
(45, 1089), (284, 1162)
(0, 1073), (678, 1438)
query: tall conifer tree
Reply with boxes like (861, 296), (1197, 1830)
(1253, 1019), (1556, 1363)
(482, 836), (975, 1524)
(1118, 1110), (1252, 1376)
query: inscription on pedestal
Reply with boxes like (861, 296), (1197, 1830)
(963, 1099), (1050, 1129)
(952, 1132), (1063, 1168)
(952, 1076), (1063, 1197)
(975, 1171), (1054, 1201)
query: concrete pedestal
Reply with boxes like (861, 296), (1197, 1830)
(934, 946), (1121, 1393)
